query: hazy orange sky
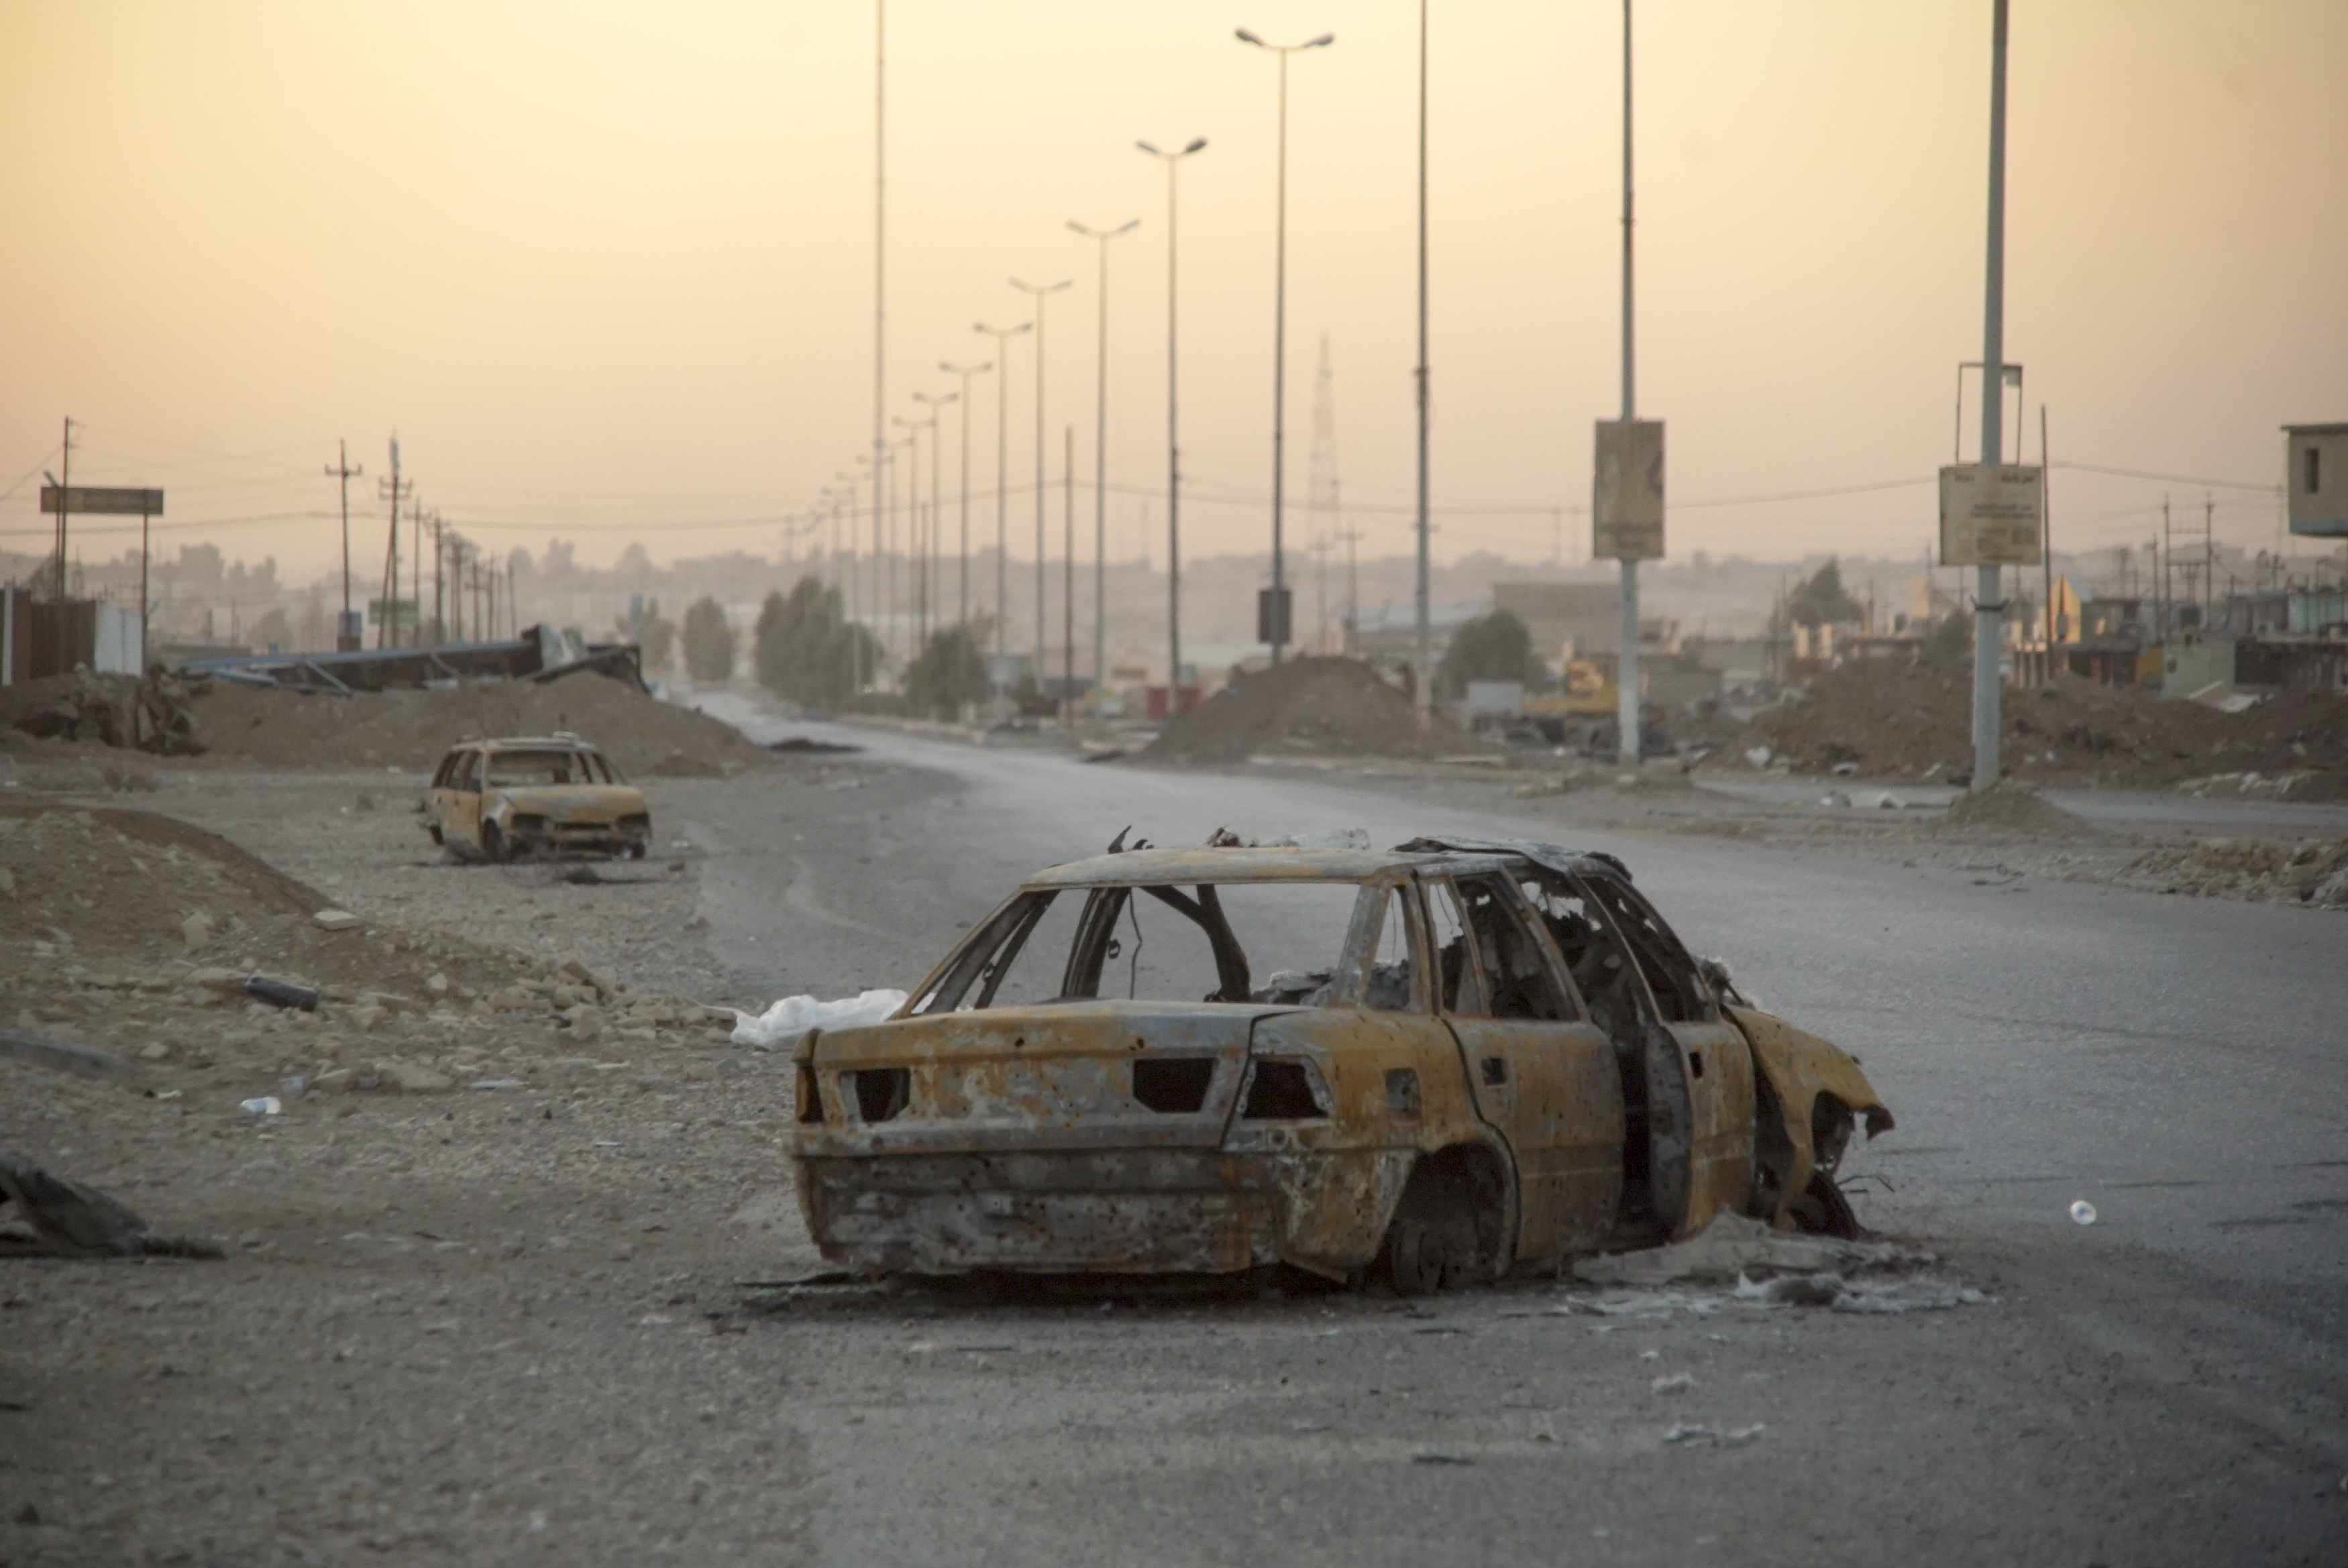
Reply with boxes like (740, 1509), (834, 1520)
(2, 1), (2342, 583)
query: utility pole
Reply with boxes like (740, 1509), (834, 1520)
(431, 508), (445, 645)
(52, 416), (72, 601)
(376, 437), (411, 650)
(1412, 0), (1433, 726)
(1970, 0), (2012, 790)
(1138, 137), (1208, 712)
(1069, 217), (1138, 702)
(941, 359), (994, 630)
(2041, 406), (2054, 655)
(1306, 334), (1341, 658)
(1011, 277), (1072, 677)
(1337, 523), (1363, 654)
(325, 440), (363, 650)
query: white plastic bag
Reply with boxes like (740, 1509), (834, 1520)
(731, 988), (908, 1049)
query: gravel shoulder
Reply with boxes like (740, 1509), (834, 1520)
(3, 709), (2345, 1565)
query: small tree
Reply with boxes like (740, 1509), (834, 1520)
(1788, 558), (1866, 627)
(904, 625), (990, 718)
(753, 576), (877, 709)
(681, 597), (734, 684)
(615, 598), (678, 671)
(1438, 610), (1540, 699)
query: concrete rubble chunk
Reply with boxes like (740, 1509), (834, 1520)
(376, 1061), (453, 1093)
(313, 909), (362, 932)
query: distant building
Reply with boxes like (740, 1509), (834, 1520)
(2286, 423), (2348, 538)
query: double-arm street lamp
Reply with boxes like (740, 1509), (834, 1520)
(1010, 276), (1073, 675)
(1235, 25), (1334, 666)
(973, 319), (1034, 665)
(1135, 135), (1208, 708)
(1068, 217), (1140, 706)
(912, 390), (958, 649)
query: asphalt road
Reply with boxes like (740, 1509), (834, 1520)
(1698, 775), (2348, 832)
(680, 698), (2348, 1566)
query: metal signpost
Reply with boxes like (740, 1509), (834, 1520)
(40, 485), (163, 670)
(1594, 0), (1658, 769)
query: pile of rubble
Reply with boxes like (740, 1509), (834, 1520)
(2112, 836), (2348, 909)
(3, 801), (739, 1108)
(1719, 661), (2348, 799)
(0, 668), (202, 754)
(1138, 656), (1494, 766)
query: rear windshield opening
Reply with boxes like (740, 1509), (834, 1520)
(916, 881), (1387, 1012)
(849, 1067), (909, 1123)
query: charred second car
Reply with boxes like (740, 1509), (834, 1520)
(790, 836), (1892, 1292)
(421, 734), (650, 862)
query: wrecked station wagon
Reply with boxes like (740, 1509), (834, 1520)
(791, 837), (1892, 1292)
(421, 734), (651, 862)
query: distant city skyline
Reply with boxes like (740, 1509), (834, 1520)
(2, 1), (2340, 586)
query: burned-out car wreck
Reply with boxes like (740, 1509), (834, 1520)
(790, 836), (1892, 1293)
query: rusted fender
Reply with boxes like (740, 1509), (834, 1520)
(1725, 1005), (1893, 1230)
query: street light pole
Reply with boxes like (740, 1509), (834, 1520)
(974, 321), (1032, 669)
(1137, 136), (1208, 712)
(1010, 277), (1073, 681)
(941, 359), (994, 631)
(1412, 0), (1431, 725)
(1237, 27), (1334, 667)
(1069, 217), (1140, 708)
(1972, 0), (2013, 791)
(1617, 0), (1642, 769)
(911, 392), (957, 648)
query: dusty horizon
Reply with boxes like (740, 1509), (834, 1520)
(3, 1), (2341, 586)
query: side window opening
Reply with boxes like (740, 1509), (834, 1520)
(1424, 879), (1485, 1017)
(2308, 445), (2321, 496)
(1577, 876), (1715, 1024)
(1364, 886), (1414, 1011)
(1454, 874), (1575, 1022)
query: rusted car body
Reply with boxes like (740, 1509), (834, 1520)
(790, 838), (1892, 1292)
(421, 736), (650, 862)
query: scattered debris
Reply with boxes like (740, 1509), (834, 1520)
(2115, 836), (2348, 908)
(0, 1152), (221, 1259)
(313, 908), (362, 931)
(766, 736), (862, 755)
(0, 668), (203, 755)
(1651, 1372), (1695, 1394)
(238, 1095), (282, 1116)
(1664, 1423), (1764, 1448)
(1572, 1213), (1926, 1288)
(243, 974), (319, 1011)
(2071, 1200), (2098, 1225)
(0, 1029), (135, 1080)
(732, 988), (908, 1049)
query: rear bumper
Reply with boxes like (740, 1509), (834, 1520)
(794, 1147), (1410, 1277)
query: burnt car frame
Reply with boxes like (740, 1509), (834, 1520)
(421, 735), (651, 862)
(790, 838), (1892, 1292)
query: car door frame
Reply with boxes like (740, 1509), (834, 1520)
(1416, 869), (1624, 1264)
(1572, 869), (1755, 1241)
(442, 746), (486, 857)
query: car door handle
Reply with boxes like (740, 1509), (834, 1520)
(1480, 1056), (1508, 1086)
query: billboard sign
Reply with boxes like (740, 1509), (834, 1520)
(368, 598), (419, 628)
(40, 486), (164, 516)
(1593, 420), (1664, 561)
(1938, 463), (2043, 566)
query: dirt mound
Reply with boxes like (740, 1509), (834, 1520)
(1137, 657), (1496, 766)
(1937, 781), (2093, 836)
(1722, 661), (2348, 799)
(181, 674), (769, 777)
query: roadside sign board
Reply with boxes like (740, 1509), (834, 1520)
(40, 486), (164, 516)
(1593, 420), (1664, 561)
(368, 598), (420, 628)
(1938, 463), (2043, 566)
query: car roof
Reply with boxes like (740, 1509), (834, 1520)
(1022, 842), (1623, 888)
(452, 736), (603, 751)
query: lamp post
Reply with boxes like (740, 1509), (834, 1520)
(1136, 135), (1208, 710)
(1411, 0), (1431, 724)
(1235, 26), (1334, 666)
(1068, 217), (1140, 708)
(912, 391), (957, 647)
(974, 321), (1033, 668)
(894, 412), (939, 653)
(1010, 276), (1073, 679)
(1972, 0), (2013, 791)
(940, 359), (994, 630)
